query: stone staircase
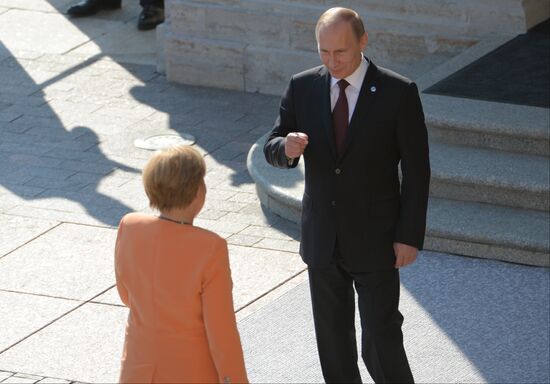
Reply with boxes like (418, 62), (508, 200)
(159, 0), (549, 95)
(421, 93), (549, 266)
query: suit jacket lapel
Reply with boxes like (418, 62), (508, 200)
(340, 60), (380, 159)
(314, 67), (338, 160)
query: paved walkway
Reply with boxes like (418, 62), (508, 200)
(0, 2), (548, 383)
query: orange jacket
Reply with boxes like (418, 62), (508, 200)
(115, 213), (248, 383)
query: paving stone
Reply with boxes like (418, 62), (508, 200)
(0, 303), (128, 383)
(71, 20), (158, 66)
(36, 377), (71, 384)
(254, 238), (301, 253)
(90, 286), (123, 307)
(228, 192), (259, 204)
(2, 376), (38, 383)
(0, 215), (58, 259)
(0, 9), (121, 54)
(227, 244), (304, 310)
(0, 224), (117, 299)
(11, 373), (43, 382)
(226, 234), (262, 247)
(193, 218), (250, 235)
(0, 110), (23, 123)
(196, 209), (228, 221)
(0, 371), (14, 381)
(23, 177), (89, 193)
(0, 291), (77, 352)
(239, 224), (301, 241)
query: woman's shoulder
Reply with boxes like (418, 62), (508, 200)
(119, 212), (156, 226)
(191, 225), (226, 246)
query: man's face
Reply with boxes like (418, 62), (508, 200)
(317, 20), (368, 79)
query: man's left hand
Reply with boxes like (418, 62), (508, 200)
(393, 242), (418, 268)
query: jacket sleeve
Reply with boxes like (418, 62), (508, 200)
(202, 239), (248, 384)
(114, 217), (129, 307)
(263, 77), (300, 169)
(394, 82), (431, 249)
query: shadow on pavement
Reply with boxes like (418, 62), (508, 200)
(0, 42), (139, 226)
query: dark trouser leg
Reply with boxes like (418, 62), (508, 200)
(308, 265), (362, 384)
(353, 269), (414, 383)
(140, 0), (163, 8)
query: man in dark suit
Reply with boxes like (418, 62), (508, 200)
(264, 7), (430, 383)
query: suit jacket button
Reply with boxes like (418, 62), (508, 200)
(331, 200), (336, 206)
(335, 168), (341, 175)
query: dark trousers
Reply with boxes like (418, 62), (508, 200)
(308, 260), (414, 383)
(140, 0), (163, 8)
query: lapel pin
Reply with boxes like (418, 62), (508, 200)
(370, 86), (377, 93)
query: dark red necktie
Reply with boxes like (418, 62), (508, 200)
(332, 79), (349, 154)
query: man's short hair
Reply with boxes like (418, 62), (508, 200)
(142, 145), (206, 211)
(315, 7), (365, 41)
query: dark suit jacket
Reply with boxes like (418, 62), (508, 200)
(264, 59), (430, 271)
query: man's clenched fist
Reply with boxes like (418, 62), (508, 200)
(285, 132), (309, 159)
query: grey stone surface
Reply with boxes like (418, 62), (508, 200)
(36, 377), (70, 384)
(239, 251), (550, 383)
(0, 215), (58, 259)
(424, 94), (550, 156)
(2, 376), (39, 383)
(0, 291), (77, 353)
(36, 377), (71, 384)
(0, 9), (121, 54)
(0, 370), (13, 381)
(89, 286), (122, 307)
(0, 224), (117, 299)
(227, 245), (305, 310)
(0, 303), (128, 383)
(430, 142), (549, 211)
(71, 20), (158, 66)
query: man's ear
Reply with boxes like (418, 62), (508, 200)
(360, 32), (368, 51)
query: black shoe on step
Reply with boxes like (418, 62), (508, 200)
(67, 0), (122, 17)
(137, 6), (165, 30)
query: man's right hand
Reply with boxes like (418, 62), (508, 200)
(284, 132), (309, 159)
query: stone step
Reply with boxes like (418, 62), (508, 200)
(423, 94), (550, 156)
(430, 142), (549, 211)
(247, 135), (550, 267)
(425, 198), (549, 266)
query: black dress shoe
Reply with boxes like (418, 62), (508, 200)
(137, 6), (165, 30)
(67, 0), (122, 17)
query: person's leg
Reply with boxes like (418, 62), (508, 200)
(67, 0), (121, 17)
(137, 0), (164, 30)
(353, 269), (414, 383)
(139, 0), (163, 8)
(308, 264), (362, 384)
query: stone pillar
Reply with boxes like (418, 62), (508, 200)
(158, 0), (550, 95)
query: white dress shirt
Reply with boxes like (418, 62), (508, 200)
(330, 55), (369, 122)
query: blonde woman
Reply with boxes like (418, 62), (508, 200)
(115, 145), (248, 383)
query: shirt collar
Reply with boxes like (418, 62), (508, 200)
(330, 54), (369, 91)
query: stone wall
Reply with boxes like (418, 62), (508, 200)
(158, 0), (550, 95)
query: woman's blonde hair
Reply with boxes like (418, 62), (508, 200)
(142, 145), (206, 211)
